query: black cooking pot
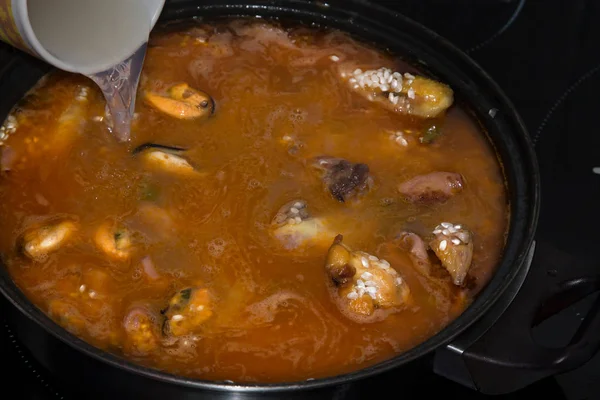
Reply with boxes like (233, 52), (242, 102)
(0, 0), (599, 398)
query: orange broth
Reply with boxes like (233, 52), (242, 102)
(0, 20), (508, 382)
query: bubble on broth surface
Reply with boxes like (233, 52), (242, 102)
(207, 238), (227, 258)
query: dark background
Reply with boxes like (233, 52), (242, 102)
(1, 0), (599, 399)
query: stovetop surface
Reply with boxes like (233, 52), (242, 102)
(1, 0), (599, 398)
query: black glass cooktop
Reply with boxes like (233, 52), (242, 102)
(1, 0), (599, 399)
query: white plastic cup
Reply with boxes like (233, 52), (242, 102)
(0, 0), (165, 75)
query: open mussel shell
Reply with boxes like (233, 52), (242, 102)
(132, 143), (197, 175)
(144, 83), (215, 120)
(132, 143), (187, 155)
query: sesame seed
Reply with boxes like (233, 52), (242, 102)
(368, 292), (377, 299)
(388, 92), (394, 101)
(353, 69), (363, 75)
(356, 279), (365, 288)
(407, 88), (416, 99)
(368, 255), (378, 261)
(380, 259), (390, 267)
(448, 227), (457, 234)
(349, 77), (357, 84)
(330, 55), (340, 62)
(441, 222), (452, 228)
(196, 305), (205, 311)
(392, 95), (399, 105)
(593, 167), (600, 175)
(293, 202), (304, 208)
(79, 284), (86, 293)
(347, 291), (358, 300)
(290, 207), (299, 214)
(455, 224), (462, 229)
(365, 286), (377, 294)
(439, 240), (447, 251)
(380, 84), (389, 92)
(361, 257), (369, 267)
(442, 229), (450, 236)
(171, 314), (184, 321)
(364, 280), (377, 287)
(404, 72), (415, 80)
(89, 290), (97, 298)
(452, 238), (461, 245)
(396, 277), (403, 285)
(294, 216), (302, 224)
(361, 271), (373, 279)
(433, 229), (441, 235)
(489, 108), (498, 118)
(282, 135), (292, 141)
(287, 218), (296, 225)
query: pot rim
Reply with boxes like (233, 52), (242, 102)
(0, 0), (540, 393)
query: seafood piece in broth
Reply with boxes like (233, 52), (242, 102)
(398, 171), (464, 205)
(94, 221), (134, 261)
(123, 306), (161, 355)
(325, 235), (411, 320)
(162, 286), (213, 337)
(394, 231), (432, 275)
(133, 143), (197, 175)
(311, 156), (372, 203)
(340, 64), (453, 118)
(270, 199), (334, 250)
(18, 219), (78, 262)
(145, 83), (215, 120)
(430, 222), (474, 286)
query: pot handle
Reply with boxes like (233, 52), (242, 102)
(433, 240), (600, 395)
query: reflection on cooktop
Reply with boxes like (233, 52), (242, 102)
(534, 64), (600, 259)
(376, 0), (525, 52)
(1, 0), (600, 399)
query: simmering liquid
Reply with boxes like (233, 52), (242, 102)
(0, 20), (508, 382)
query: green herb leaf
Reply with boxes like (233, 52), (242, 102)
(419, 125), (441, 144)
(179, 288), (192, 301)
